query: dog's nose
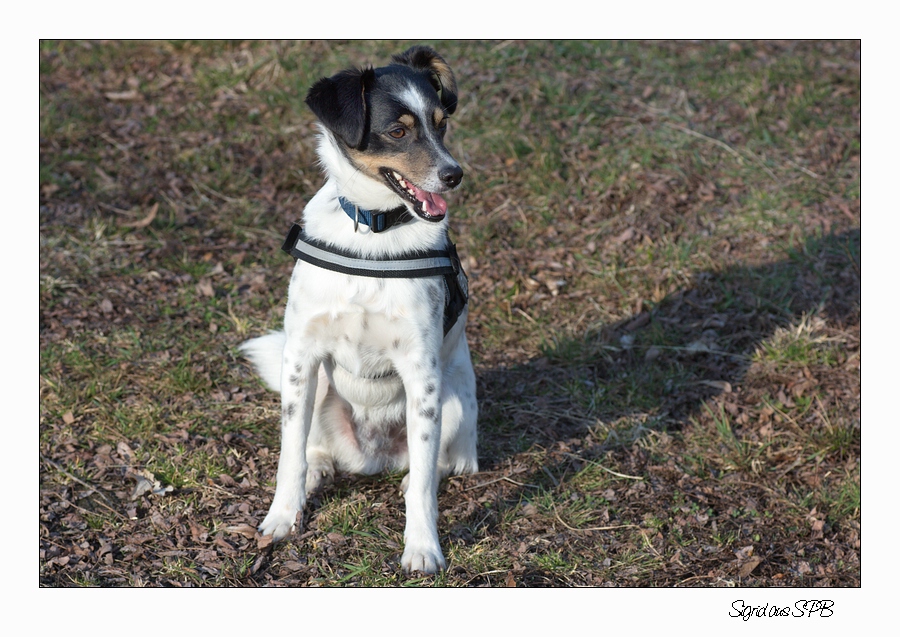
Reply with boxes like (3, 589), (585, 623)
(440, 164), (463, 188)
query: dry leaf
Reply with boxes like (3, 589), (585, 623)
(624, 312), (650, 332)
(810, 518), (825, 538)
(685, 339), (712, 354)
(226, 524), (259, 539)
(117, 441), (135, 461)
(698, 380), (732, 393)
(738, 556), (762, 578)
(196, 280), (215, 297)
(105, 90), (140, 101)
(734, 545), (754, 560)
(282, 561), (305, 572)
(122, 203), (158, 229)
(130, 469), (173, 500)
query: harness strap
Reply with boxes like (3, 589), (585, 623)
(281, 223), (468, 336)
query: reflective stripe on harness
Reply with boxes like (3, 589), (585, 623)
(281, 223), (468, 336)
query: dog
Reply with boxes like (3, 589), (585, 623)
(240, 46), (478, 574)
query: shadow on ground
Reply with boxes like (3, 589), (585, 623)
(431, 228), (860, 586)
(476, 228), (860, 462)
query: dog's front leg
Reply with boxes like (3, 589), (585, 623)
(258, 351), (319, 541)
(398, 349), (445, 574)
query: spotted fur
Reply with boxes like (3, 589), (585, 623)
(239, 46), (478, 575)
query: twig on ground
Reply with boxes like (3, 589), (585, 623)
(552, 502), (638, 533)
(40, 453), (118, 508)
(664, 122), (779, 182)
(191, 179), (241, 203)
(464, 473), (539, 491)
(785, 157), (820, 179)
(541, 466), (560, 487)
(563, 453), (644, 480)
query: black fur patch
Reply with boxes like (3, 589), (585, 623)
(305, 67), (376, 149)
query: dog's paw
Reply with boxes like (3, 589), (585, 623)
(258, 505), (301, 542)
(400, 473), (410, 495)
(305, 460), (335, 495)
(401, 543), (446, 574)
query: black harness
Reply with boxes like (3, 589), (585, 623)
(281, 222), (468, 337)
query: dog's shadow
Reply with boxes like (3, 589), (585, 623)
(477, 228), (859, 456)
(455, 229), (859, 549)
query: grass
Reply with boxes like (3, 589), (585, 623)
(40, 40), (859, 587)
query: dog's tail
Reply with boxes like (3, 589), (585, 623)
(239, 331), (287, 392)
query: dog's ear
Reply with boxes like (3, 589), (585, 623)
(305, 67), (375, 149)
(391, 46), (458, 114)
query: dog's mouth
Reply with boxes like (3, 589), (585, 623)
(382, 169), (448, 222)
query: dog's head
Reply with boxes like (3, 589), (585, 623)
(305, 46), (463, 223)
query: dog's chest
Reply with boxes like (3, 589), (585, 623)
(286, 264), (444, 374)
(321, 310), (400, 377)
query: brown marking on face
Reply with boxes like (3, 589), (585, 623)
(433, 107), (445, 127)
(344, 148), (389, 180)
(398, 113), (415, 128)
(387, 145), (443, 186)
(428, 58), (457, 94)
(346, 144), (440, 188)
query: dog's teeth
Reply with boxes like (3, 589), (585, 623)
(389, 170), (424, 203)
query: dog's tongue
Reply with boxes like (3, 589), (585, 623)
(411, 184), (448, 217)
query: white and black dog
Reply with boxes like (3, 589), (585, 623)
(240, 46), (478, 574)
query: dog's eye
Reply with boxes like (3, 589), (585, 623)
(388, 128), (406, 139)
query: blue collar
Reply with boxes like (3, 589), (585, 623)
(338, 197), (413, 233)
